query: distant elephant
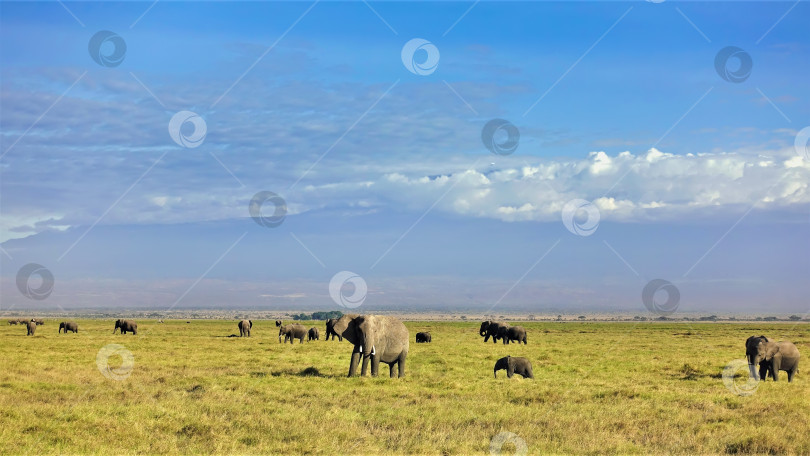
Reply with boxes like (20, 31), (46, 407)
(415, 332), (432, 343)
(332, 314), (409, 378)
(32, 318), (44, 326)
(497, 325), (527, 345)
(480, 320), (508, 343)
(113, 319), (137, 335)
(26, 321), (37, 336)
(8, 320), (18, 325)
(745, 335), (774, 380)
(494, 356), (533, 379)
(59, 321), (78, 334)
(279, 324), (307, 344)
(748, 337), (801, 382)
(275, 320), (282, 327)
(325, 318), (345, 341)
(308, 327), (320, 341)
(238, 320), (252, 337)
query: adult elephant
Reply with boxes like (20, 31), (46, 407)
(325, 318), (343, 341)
(8, 320), (18, 325)
(745, 335), (773, 380)
(497, 325), (527, 345)
(332, 314), (409, 378)
(480, 320), (508, 343)
(59, 322), (78, 334)
(308, 327), (320, 341)
(748, 337), (801, 382)
(238, 320), (252, 337)
(279, 324), (307, 344)
(32, 318), (44, 326)
(113, 319), (137, 335)
(415, 332), (432, 343)
(26, 321), (37, 336)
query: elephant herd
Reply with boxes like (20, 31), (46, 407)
(479, 320), (527, 345)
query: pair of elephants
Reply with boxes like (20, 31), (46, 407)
(276, 324), (320, 343)
(745, 335), (801, 382)
(113, 319), (138, 335)
(480, 320), (527, 345)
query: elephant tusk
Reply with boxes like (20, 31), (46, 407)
(371, 346), (376, 356)
(359, 345), (363, 353)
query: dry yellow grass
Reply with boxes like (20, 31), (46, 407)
(0, 319), (808, 454)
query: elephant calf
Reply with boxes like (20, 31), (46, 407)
(415, 332), (432, 343)
(494, 356), (533, 379)
(747, 336), (801, 382)
(308, 327), (320, 341)
(26, 321), (37, 336)
(59, 321), (78, 334)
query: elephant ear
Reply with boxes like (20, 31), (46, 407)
(765, 343), (780, 361)
(249, 320), (253, 328)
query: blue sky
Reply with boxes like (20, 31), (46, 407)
(1, 1), (808, 314)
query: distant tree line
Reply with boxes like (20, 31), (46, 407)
(291, 311), (344, 321)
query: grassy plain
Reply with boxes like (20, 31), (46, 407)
(0, 319), (808, 454)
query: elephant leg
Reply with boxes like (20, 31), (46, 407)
(349, 350), (361, 377)
(371, 354), (380, 377)
(772, 360), (780, 381)
(389, 363), (396, 378)
(398, 355), (406, 378)
(360, 353), (370, 376)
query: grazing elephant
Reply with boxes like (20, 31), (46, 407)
(494, 356), (534, 379)
(59, 321), (78, 334)
(275, 320), (282, 327)
(308, 327), (320, 341)
(415, 332), (432, 343)
(238, 320), (252, 337)
(8, 320), (18, 325)
(332, 314), (409, 378)
(748, 337), (801, 382)
(745, 335), (774, 380)
(113, 319), (137, 335)
(480, 320), (508, 343)
(26, 321), (37, 336)
(497, 325), (527, 345)
(279, 324), (307, 344)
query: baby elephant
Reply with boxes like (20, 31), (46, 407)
(415, 332), (432, 343)
(494, 356), (533, 379)
(59, 321), (78, 334)
(308, 327), (320, 341)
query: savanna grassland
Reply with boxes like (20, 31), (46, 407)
(0, 319), (808, 455)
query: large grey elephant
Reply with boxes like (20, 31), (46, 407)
(747, 337), (801, 382)
(480, 320), (508, 343)
(308, 327), (320, 341)
(279, 324), (307, 344)
(59, 321), (78, 334)
(325, 316), (357, 341)
(494, 356), (533, 379)
(332, 314), (409, 378)
(113, 319), (137, 335)
(238, 320), (252, 337)
(497, 325), (527, 345)
(26, 321), (37, 336)
(745, 335), (773, 380)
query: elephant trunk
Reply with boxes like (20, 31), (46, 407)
(747, 354), (759, 380)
